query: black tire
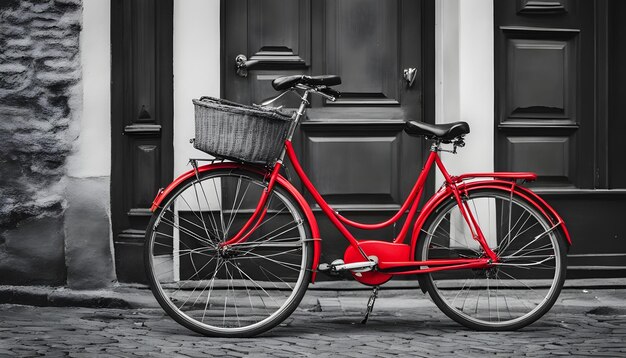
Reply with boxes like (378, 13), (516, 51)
(416, 188), (567, 330)
(145, 167), (313, 337)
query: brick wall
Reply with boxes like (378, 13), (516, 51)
(0, 0), (82, 285)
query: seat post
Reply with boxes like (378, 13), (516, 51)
(430, 139), (442, 152)
(286, 89), (310, 141)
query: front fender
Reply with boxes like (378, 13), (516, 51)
(409, 179), (572, 253)
(150, 162), (323, 282)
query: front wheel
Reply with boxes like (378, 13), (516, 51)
(145, 167), (313, 337)
(416, 188), (567, 330)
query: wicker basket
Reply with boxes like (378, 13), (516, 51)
(192, 96), (292, 165)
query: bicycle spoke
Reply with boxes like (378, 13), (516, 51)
(260, 265), (294, 291)
(233, 249), (303, 271)
(229, 262), (282, 308)
(165, 207), (222, 246)
(225, 177), (253, 237)
(201, 259), (224, 323)
(505, 225), (554, 259)
(172, 256), (221, 302)
(159, 216), (215, 248)
(248, 219), (303, 244)
(209, 177), (227, 238)
(191, 181), (221, 243)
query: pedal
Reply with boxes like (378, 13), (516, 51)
(318, 259), (345, 277)
(318, 263), (331, 271)
(360, 286), (379, 324)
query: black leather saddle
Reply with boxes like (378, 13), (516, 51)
(404, 121), (470, 140)
(272, 75), (342, 91)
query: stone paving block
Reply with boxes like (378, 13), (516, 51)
(317, 297), (342, 312)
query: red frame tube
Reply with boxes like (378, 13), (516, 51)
(434, 155), (498, 261)
(382, 261), (490, 275)
(378, 258), (489, 270)
(285, 140), (499, 267)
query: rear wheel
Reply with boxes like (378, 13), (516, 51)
(416, 188), (567, 330)
(145, 167), (313, 337)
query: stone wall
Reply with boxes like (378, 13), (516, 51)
(0, 0), (82, 285)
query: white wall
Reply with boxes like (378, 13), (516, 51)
(67, 0), (111, 178)
(65, 0), (115, 287)
(435, 0), (494, 182)
(173, 0), (221, 176)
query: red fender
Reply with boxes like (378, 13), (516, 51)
(409, 179), (572, 253)
(150, 162), (322, 282)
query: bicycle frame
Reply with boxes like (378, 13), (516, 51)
(146, 83), (573, 336)
(151, 87), (572, 284)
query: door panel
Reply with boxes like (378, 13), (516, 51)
(248, 0), (310, 66)
(132, 143), (160, 207)
(325, 0), (399, 104)
(504, 32), (577, 123)
(304, 131), (401, 206)
(222, 0), (433, 264)
(505, 136), (573, 185)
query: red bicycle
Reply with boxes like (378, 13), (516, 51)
(145, 75), (571, 337)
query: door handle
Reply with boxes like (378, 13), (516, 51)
(403, 68), (417, 88)
(235, 54), (259, 78)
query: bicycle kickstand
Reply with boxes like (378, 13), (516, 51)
(360, 286), (379, 324)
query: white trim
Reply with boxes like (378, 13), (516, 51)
(68, 0), (111, 178)
(435, 0), (494, 184)
(173, 0), (221, 176)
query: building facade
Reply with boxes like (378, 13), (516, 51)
(0, 0), (624, 288)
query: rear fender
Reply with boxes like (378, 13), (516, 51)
(410, 179), (572, 257)
(150, 162), (323, 282)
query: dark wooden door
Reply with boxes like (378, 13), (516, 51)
(111, 0), (174, 283)
(222, 0), (435, 261)
(495, 0), (626, 276)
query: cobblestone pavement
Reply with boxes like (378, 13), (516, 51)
(1, 288), (625, 357)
